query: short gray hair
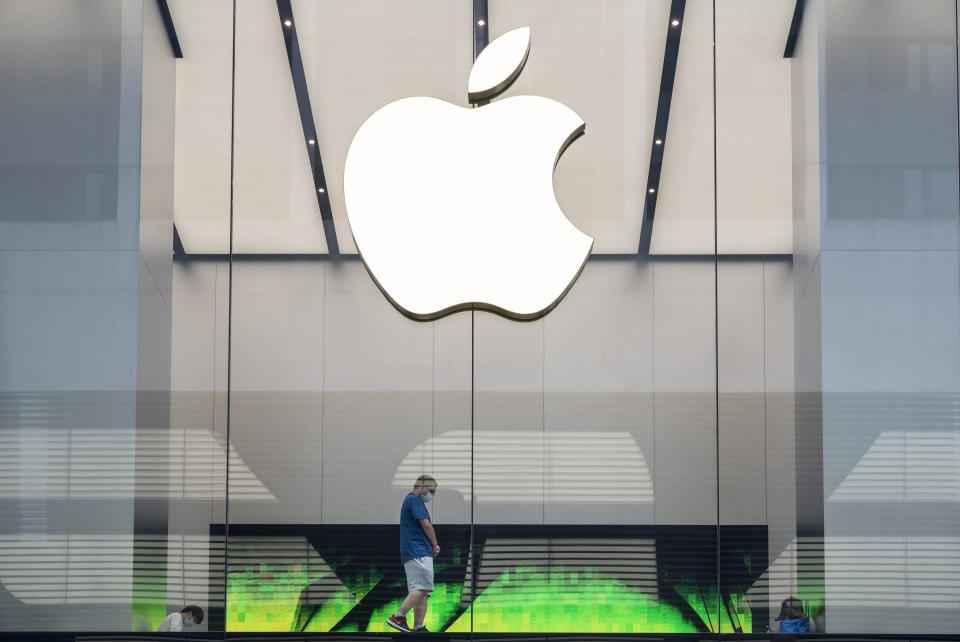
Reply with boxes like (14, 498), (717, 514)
(413, 474), (437, 489)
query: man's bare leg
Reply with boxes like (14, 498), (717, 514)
(412, 591), (429, 628)
(397, 590), (423, 618)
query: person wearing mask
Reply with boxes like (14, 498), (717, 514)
(156, 605), (204, 632)
(387, 475), (439, 633)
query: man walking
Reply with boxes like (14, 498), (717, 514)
(387, 475), (439, 633)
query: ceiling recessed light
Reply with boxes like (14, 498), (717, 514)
(477, 19), (486, 27)
(318, 187), (326, 194)
(671, 19), (680, 26)
(655, 138), (662, 145)
(284, 19), (292, 27)
(648, 187), (656, 193)
(308, 139), (315, 145)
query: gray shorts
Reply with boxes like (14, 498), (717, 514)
(403, 556), (434, 594)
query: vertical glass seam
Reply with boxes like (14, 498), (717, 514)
(223, 0), (238, 633)
(469, 5), (486, 634)
(712, 0), (721, 637)
(469, 309), (475, 638)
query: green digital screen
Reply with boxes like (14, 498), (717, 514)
(446, 568), (702, 633)
(219, 524), (766, 634)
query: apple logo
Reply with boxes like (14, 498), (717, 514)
(344, 26), (593, 321)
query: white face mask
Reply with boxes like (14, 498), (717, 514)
(182, 617), (194, 627)
(423, 491), (434, 503)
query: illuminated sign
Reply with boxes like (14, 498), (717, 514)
(343, 27), (593, 321)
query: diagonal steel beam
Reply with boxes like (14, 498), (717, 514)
(276, 0), (339, 255)
(783, 0), (807, 58)
(155, 0), (183, 58)
(638, 0), (686, 255)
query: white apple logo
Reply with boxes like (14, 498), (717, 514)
(344, 27), (593, 321)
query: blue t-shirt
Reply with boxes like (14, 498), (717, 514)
(400, 493), (432, 562)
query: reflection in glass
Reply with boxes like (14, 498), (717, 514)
(393, 430), (653, 504)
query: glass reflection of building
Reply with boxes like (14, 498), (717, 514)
(0, 0), (958, 636)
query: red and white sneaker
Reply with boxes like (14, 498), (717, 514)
(387, 614), (412, 632)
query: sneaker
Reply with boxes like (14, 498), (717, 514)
(387, 615), (412, 633)
(413, 626), (430, 632)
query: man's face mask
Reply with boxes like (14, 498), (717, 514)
(423, 491), (434, 503)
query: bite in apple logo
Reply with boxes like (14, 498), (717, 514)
(344, 26), (593, 321)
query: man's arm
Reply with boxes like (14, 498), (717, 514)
(418, 518), (440, 557)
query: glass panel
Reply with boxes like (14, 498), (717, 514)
(714, 0), (798, 636)
(719, 0), (960, 636)
(225, 0), (473, 633)
(0, 0), (226, 633)
(814, 0), (960, 633)
(470, 0), (719, 634)
(167, 258), (229, 633)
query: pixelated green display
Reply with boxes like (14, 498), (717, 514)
(447, 567), (700, 633)
(226, 543), (757, 633)
(670, 575), (718, 631)
(799, 586), (825, 622)
(131, 555), (169, 632)
(298, 567), (385, 631)
(131, 586), (167, 632)
(300, 588), (357, 632)
(228, 563), (755, 632)
(724, 592), (753, 633)
(227, 558), (337, 631)
(363, 582), (463, 632)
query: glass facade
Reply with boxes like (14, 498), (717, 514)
(0, 0), (958, 637)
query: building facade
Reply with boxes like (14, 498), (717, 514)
(1, 0), (958, 635)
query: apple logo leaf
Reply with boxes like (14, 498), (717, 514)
(468, 26), (531, 103)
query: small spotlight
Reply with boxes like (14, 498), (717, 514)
(477, 19), (486, 27)
(284, 19), (292, 27)
(308, 139), (315, 145)
(648, 187), (656, 193)
(671, 19), (680, 26)
(318, 187), (326, 194)
(655, 138), (663, 145)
